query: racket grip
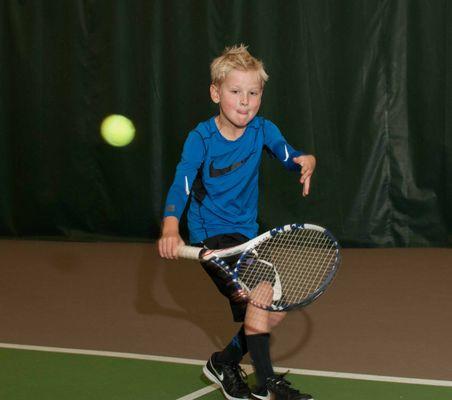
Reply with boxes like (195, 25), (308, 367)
(177, 245), (202, 260)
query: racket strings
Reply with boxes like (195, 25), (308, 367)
(288, 229), (336, 299)
(270, 229), (323, 303)
(238, 228), (338, 308)
(298, 230), (337, 299)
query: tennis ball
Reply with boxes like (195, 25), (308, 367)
(100, 114), (135, 147)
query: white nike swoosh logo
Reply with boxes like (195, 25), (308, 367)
(218, 372), (224, 381)
(212, 365), (224, 381)
(283, 145), (289, 162)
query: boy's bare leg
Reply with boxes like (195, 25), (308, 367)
(244, 282), (286, 334)
(244, 302), (271, 334)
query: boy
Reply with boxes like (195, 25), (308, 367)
(159, 44), (316, 400)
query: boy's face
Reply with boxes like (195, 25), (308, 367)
(210, 69), (263, 131)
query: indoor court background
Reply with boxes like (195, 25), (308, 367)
(1, 1), (452, 399)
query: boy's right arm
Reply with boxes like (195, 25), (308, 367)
(158, 216), (185, 259)
(159, 130), (206, 259)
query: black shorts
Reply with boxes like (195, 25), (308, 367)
(195, 233), (249, 322)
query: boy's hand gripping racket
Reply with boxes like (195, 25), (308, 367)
(178, 224), (341, 311)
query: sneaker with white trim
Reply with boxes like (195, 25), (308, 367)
(250, 387), (271, 400)
(251, 373), (313, 400)
(203, 352), (250, 400)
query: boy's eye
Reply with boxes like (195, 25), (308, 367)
(231, 90), (239, 94)
(251, 91), (259, 96)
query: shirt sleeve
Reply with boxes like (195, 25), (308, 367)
(163, 131), (206, 220)
(263, 119), (305, 171)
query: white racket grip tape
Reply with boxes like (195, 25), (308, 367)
(177, 245), (202, 260)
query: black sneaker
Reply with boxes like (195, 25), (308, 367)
(203, 352), (250, 400)
(250, 386), (271, 400)
(251, 373), (313, 400)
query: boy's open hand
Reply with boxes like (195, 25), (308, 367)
(293, 154), (316, 197)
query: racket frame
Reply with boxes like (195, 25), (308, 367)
(177, 223), (341, 311)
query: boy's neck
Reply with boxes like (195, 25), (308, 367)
(215, 115), (246, 141)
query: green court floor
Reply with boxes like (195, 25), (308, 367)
(1, 347), (451, 400)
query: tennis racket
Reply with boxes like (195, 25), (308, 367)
(178, 223), (341, 311)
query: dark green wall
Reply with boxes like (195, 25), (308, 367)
(1, 0), (451, 246)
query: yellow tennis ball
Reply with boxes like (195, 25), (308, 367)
(100, 114), (135, 147)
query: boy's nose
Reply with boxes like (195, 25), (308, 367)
(240, 94), (249, 105)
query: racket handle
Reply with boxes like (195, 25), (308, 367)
(177, 245), (202, 260)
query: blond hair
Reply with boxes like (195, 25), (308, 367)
(210, 44), (269, 86)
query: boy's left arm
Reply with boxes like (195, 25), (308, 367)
(292, 154), (316, 197)
(263, 119), (316, 197)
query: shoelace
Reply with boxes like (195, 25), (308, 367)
(269, 372), (300, 394)
(223, 363), (249, 390)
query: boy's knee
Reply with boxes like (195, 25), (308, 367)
(250, 281), (274, 308)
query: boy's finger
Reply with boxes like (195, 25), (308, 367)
(163, 239), (170, 259)
(159, 240), (165, 258)
(303, 176), (311, 196)
(171, 241), (179, 259)
(166, 239), (175, 259)
(166, 239), (174, 259)
(300, 169), (310, 184)
(161, 240), (169, 259)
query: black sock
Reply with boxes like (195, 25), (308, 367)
(216, 325), (248, 364)
(246, 333), (274, 388)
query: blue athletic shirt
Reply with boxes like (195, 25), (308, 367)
(163, 116), (304, 244)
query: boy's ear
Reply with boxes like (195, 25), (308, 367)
(210, 84), (220, 104)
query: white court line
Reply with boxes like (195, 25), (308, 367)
(1, 342), (452, 390)
(175, 384), (217, 400)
